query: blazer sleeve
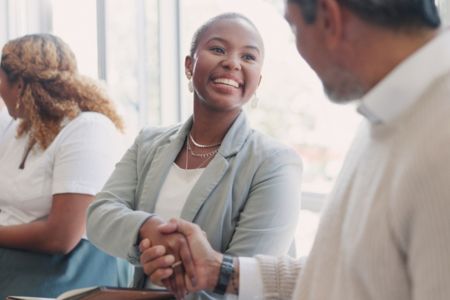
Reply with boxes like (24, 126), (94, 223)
(86, 132), (152, 265)
(226, 147), (303, 257)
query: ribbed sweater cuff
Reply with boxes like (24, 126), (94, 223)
(255, 255), (302, 300)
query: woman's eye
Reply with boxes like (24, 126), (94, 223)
(210, 47), (225, 54)
(242, 54), (256, 61)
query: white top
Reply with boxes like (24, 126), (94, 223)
(147, 163), (204, 289)
(154, 164), (241, 300)
(152, 164), (241, 300)
(0, 112), (123, 226)
(0, 109), (13, 142)
(242, 29), (450, 300)
(154, 163), (204, 221)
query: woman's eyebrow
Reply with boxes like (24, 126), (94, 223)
(207, 37), (261, 54)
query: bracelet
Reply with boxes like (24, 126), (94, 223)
(213, 254), (234, 295)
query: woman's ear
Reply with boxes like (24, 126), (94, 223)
(258, 75), (262, 87)
(185, 56), (193, 77)
(15, 78), (25, 96)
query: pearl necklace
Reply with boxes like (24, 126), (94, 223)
(189, 133), (221, 148)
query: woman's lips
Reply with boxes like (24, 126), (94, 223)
(212, 77), (240, 88)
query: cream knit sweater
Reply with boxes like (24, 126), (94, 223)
(256, 30), (450, 300)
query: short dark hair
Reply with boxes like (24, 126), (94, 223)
(189, 12), (264, 57)
(288, 0), (441, 29)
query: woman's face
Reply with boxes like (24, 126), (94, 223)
(0, 68), (21, 118)
(187, 18), (264, 113)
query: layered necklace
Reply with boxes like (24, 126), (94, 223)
(185, 133), (221, 170)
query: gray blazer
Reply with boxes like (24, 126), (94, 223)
(87, 112), (302, 294)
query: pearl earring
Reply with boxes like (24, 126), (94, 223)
(186, 71), (194, 93)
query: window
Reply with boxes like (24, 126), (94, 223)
(437, 0), (450, 25)
(0, 0), (52, 44)
(102, 0), (161, 139)
(51, 0), (162, 143)
(52, 0), (98, 78)
(179, 0), (361, 194)
(2, 0), (449, 256)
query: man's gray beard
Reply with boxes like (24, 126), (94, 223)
(323, 68), (366, 104)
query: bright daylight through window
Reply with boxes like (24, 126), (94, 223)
(1, 0), (449, 256)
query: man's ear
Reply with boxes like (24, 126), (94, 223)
(185, 56), (193, 77)
(318, 0), (343, 49)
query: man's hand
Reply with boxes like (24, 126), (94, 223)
(158, 218), (223, 292)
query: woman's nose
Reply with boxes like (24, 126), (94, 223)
(221, 55), (241, 70)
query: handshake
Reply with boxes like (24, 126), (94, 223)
(139, 217), (239, 300)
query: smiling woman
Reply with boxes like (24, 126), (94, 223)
(86, 12), (303, 300)
(186, 14), (263, 114)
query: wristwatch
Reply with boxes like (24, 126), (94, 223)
(213, 254), (234, 295)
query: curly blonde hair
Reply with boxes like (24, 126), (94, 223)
(0, 34), (124, 150)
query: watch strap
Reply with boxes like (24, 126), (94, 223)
(213, 254), (234, 295)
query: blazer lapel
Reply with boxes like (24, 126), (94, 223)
(180, 155), (229, 222)
(138, 121), (192, 213)
(180, 112), (251, 222)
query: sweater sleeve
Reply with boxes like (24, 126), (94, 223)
(390, 108), (450, 300)
(255, 255), (305, 299)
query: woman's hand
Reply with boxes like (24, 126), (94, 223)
(158, 219), (223, 292)
(139, 218), (225, 295)
(139, 239), (187, 299)
(139, 239), (174, 285)
(139, 217), (196, 299)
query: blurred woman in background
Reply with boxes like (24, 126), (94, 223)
(0, 97), (12, 139)
(0, 34), (127, 298)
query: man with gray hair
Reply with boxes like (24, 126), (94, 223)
(140, 0), (450, 299)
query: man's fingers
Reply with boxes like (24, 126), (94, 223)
(161, 278), (172, 290)
(158, 219), (178, 234)
(179, 239), (197, 287)
(165, 275), (184, 300)
(174, 218), (203, 237)
(172, 261), (187, 299)
(162, 234), (196, 289)
(159, 218), (203, 238)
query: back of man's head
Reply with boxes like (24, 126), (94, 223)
(289, 0), (441, 30)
